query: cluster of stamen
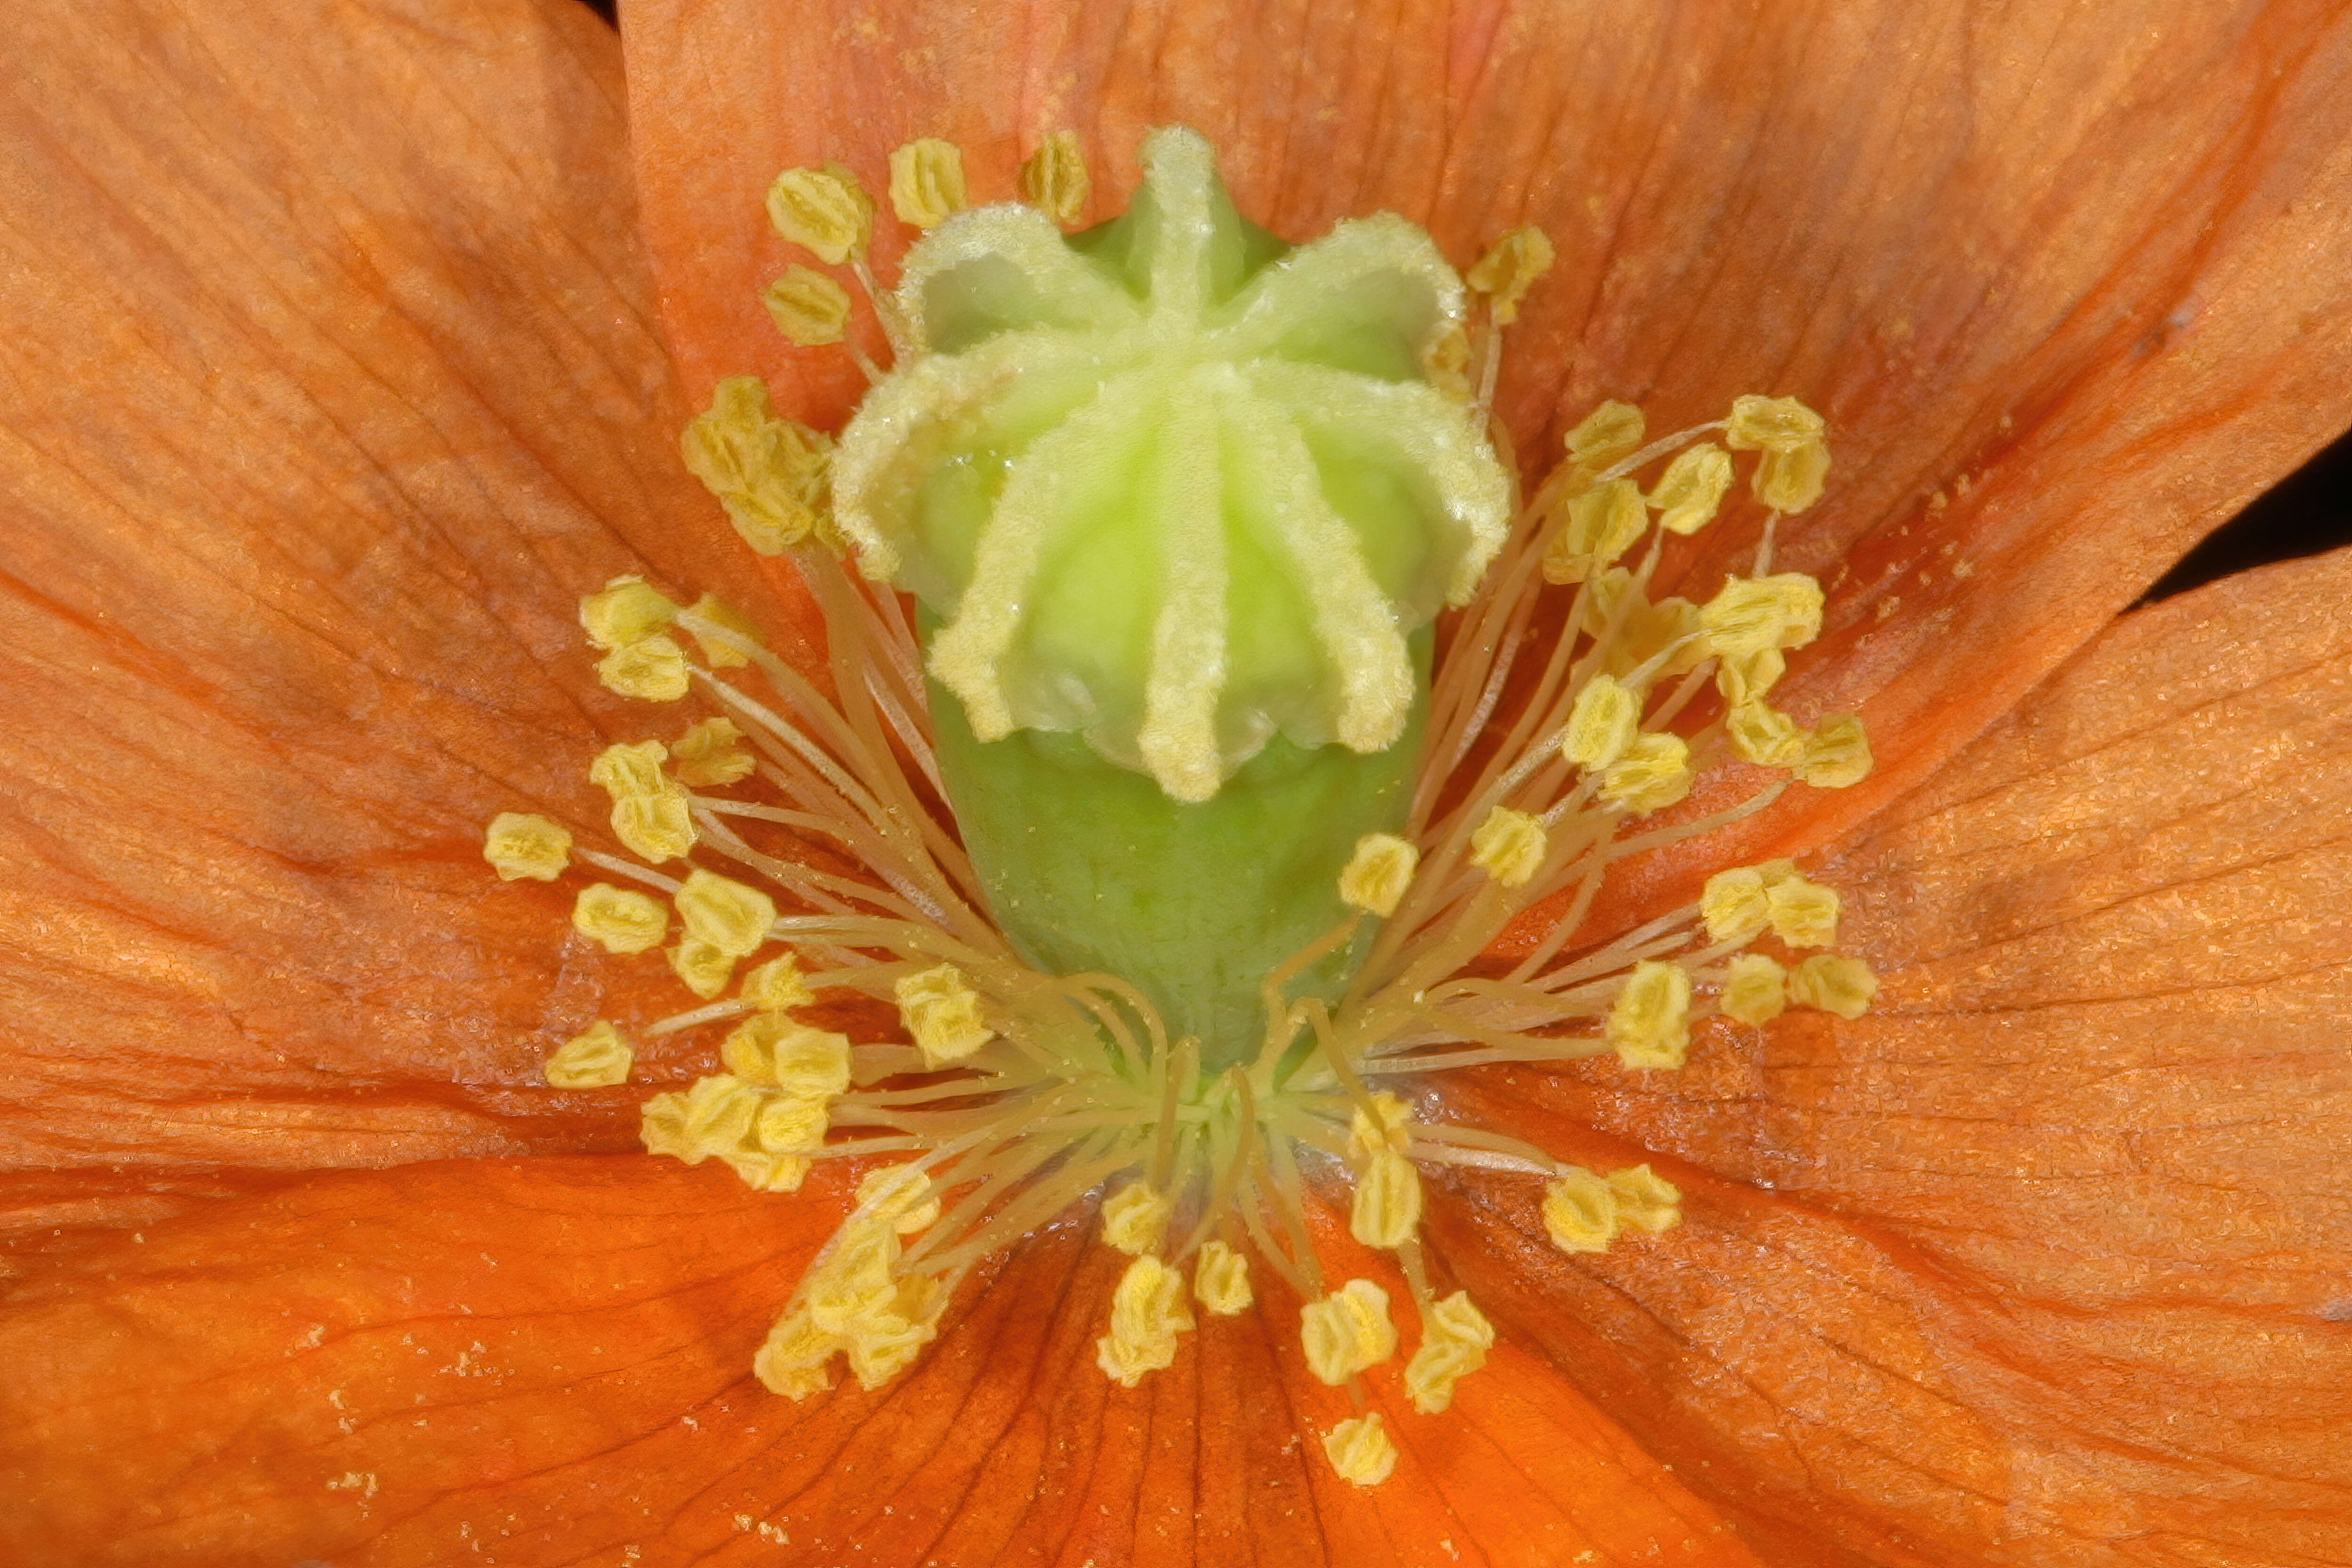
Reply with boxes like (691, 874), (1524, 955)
(481, 130), (1878, 1490)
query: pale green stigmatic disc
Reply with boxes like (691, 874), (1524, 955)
(833, 127), (1511, 1068)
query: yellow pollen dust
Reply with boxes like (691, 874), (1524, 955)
(481, 127), (1890, 1497)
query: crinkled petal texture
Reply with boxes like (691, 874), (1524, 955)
(624, 0), (2352, 888)
(0, 1161), (1764, 1567)
(0, 0), (759, 1214)
(1440, 547), (2352, 1566)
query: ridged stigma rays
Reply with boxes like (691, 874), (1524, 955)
(483, 127), (1878, 1488)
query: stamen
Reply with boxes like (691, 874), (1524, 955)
(544, 1021), (633, 1089)
(1018, 130), (1089, 226)
(1299, 1279), (1397, 1384)
(1790, 954), (1880, 1018)
(1720, 952), (1789, 1025)
(481, 812), (571, 882)
(1403, 1290), (1493, 1414)
(765, 163), (875, 265)
(762, 266), (854, 346)
(1096, 1254), (1194, 1386)
(1322, 1413), (1399, 1487)
(1100, 1179), (1174, 1256)
(572, 883), (669, 954)
(1191, 1239), (1254, 1315)
(887, 138), (969, 229)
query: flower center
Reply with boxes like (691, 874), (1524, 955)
(481, 127), (1879, 1491)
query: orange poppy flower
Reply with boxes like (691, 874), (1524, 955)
(5, 1), (2351, 1564)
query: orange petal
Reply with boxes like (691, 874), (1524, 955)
(0, 1151), (1774, 1567)
(622, 0), (2352, 890)
(1438, 544), (2352, 1563)
(0, 0), (764, 1179)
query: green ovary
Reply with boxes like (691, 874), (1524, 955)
(833, 127), (1511, 1065)
(934, 642), (1427, 1069)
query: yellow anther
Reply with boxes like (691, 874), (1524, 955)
(721, 1013), (852, 1098)
(681, 594), (760, 669)
(1541, 1167), (1619, 1254)
(1766, 875), (1840, 947)
(1700, 572), (1824, 657)
(543, 1020), (634, 1088)
(739, 953), (812, 1013)
(1346, 1092), (1413, 1162)
(1192, 1240), (1253, 1315)
(723, 1142), (817, 1199)
(1726, 699), (1805, 767)
(1607, 1164), (1683, 1234)
(1299, 1279), (1397, 1385)
(1649, 442), (1733, 535)
(1701, 865), (1771, 943)
(1339, 832), (1419, 918)
(1560, 672), (1640, 771)
(1543, 477), (1648, 585)
(888, 138), (969, 229)
(894, 963), (992, 1067)
(1756, 437), (1831, 513)
(1101, 1179), (1173, 1256)
(1322, 1412), (1398, 1488)
(1723, 393), (1826, 453)
(765, 162), (874, 264)
(571, 882), (669, 954)
(1598, 732), (1692, 814)
(1469, 806), (1547, 889)
(754, 1092), (830, 1163)
(1465, 224), (1554, 326)
(1349, 1148), (1424, 1250)
(596, 634), (690, 701)
(1719, 952), (1788, 1026)
(482, 812), (572, 882)
(1581, 568), (1707, 680)
(1699, 861), (1796, 942)
(639, 1072), (760, 1167)
(847, 1274), (950, 1388)
(588, 739), (697, 862)
(1715, 646), (1785, 707)
(1562, 399), (1646, 470)
(1096, 1254), (1194, 1387)
(675, 867), (776, 958)
(680, 377), (833, 557)
(1018, 129), (1090, 226)
(1790, 953), (1879, 1019)
(1404, 1290), (1494, 1415)
(752, 1307), (837, 1400)
(1606, 958), (1691, 1070)
(579, 575), (681, 651)
(803, 1219), (900, 1337)
(856, 1164), (940, 1233)
(761, 265), (853, 346)
(671, 716), (756, 788)
(1798, 713), (1873, 788)
(668, 937), (736, 1001)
